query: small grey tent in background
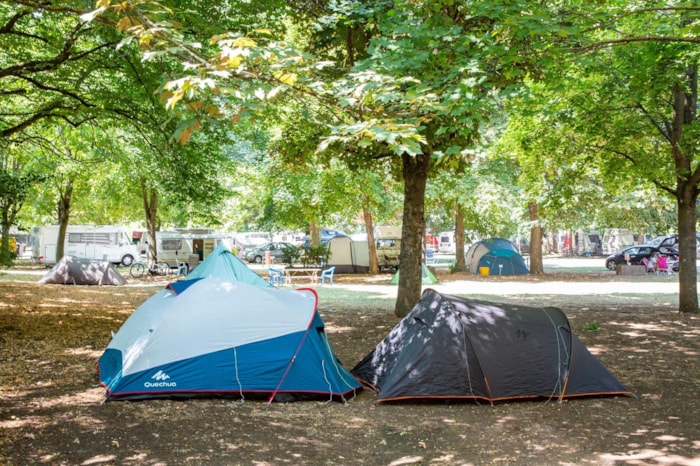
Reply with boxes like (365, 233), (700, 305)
(352, 289), (631, 403)
(38, 256), (126, 285)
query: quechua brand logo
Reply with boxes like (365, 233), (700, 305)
(144, 370), (177, 388)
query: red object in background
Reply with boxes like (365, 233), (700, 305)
(425, 235), (438, 248)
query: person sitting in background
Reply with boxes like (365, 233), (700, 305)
(647, 253), (658, 272)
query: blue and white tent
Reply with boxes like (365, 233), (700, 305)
(98, 277), (361, 402)
(465, 238), (529, 275)
(187, 242), (270, 287)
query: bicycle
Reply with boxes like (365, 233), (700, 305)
(129, 260), (170, 278)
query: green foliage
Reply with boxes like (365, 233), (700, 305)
(301, 244), (329, 267)
(279, 244), (301, 267)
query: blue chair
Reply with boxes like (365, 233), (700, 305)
(320, 267), (335, 285)
(268, 268), (285, 286)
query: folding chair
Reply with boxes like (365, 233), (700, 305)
(656, 256), (673, 275)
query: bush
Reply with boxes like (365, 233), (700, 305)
(301, 244), (329, 267)
(280, 245), (302, 267)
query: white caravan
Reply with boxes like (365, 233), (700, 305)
(138, 230), (222, 267)
(602, 228), (636, 255)
(31, 225), (140, 266)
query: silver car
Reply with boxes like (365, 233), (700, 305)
(243, 242), (294, 263)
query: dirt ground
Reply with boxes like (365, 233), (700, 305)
(0, 267), (699, 466)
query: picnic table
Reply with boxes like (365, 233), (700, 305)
(284, 267), (322, 284)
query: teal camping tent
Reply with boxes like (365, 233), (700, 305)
(187, 243), (271, 287)
(389, 264), (438, 285)
(465, 238), (529, 275)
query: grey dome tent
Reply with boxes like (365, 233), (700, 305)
(465, 237), (529, 275)
(38, 256), (126, 286)
(352, 289), (631, 403)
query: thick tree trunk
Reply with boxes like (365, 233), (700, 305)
(363, 203), (379, 274)
(308, 221), (320, 247)
(454, 202), (466, 271)
(672, 67), (699, 313)
(395, 153), (431, 317)
(55, 179), (73, 262)
(141, 180), (158, 264)
(676, 191), (698, 313)
(528, 202), (544, 274)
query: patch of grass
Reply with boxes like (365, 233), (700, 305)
(314, 287), (394, 312)
(582, 320), (600, 331)
(0, 272), (42, 282)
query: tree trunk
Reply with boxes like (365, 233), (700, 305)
(671, 67), (699, 314)
(528, 202), (544, 274)
(308, 221), (320, 247)
(363, 202), (379, 274)
(55, 179), (73, 262)
(0, 202), (18, 266)
(453, 202), (466, 271)
(141, 180), (158, 264)
(0, 219), (11, 266)
(395, 153), (431, 317)
(676, 191), (698, 313)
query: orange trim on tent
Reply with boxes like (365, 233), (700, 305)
(376, 390), (633, 403)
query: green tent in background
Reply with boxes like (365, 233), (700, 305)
(389, 264), (438, 285)
(187, 243), (271, 287)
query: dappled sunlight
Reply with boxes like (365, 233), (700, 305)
(27, 387), (105, 409)
(626, 322), (668, 332)
(334, 283), (398, 298)
(82, 454), (119, 464)
(387, 456), (424, 465)
(323, 322), (355, 333)
(1, 277), (698, 465)
(600, 449), (699, 465)
(585, 344), (613, 356)
(64, 347), (105, 358)
(0, 414), (46, 430)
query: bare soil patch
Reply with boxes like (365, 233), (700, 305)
(0, 270), (698, 465)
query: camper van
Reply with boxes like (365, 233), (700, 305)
(31, 225), (140, 266)
(375, 226), (401, 271)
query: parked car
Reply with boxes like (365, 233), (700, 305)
(302, 229), (348, 248)
(243, 242), (294, 263)
(605, 245), (679, 271)
(654, 234), (700, 256)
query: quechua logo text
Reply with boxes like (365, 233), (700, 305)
(144, 370), (177, 388)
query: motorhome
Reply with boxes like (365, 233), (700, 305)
(30, 225), (141, 266)
(437, 231), (455, 254)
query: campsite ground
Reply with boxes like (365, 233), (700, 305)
(1, 258), (699, 466)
